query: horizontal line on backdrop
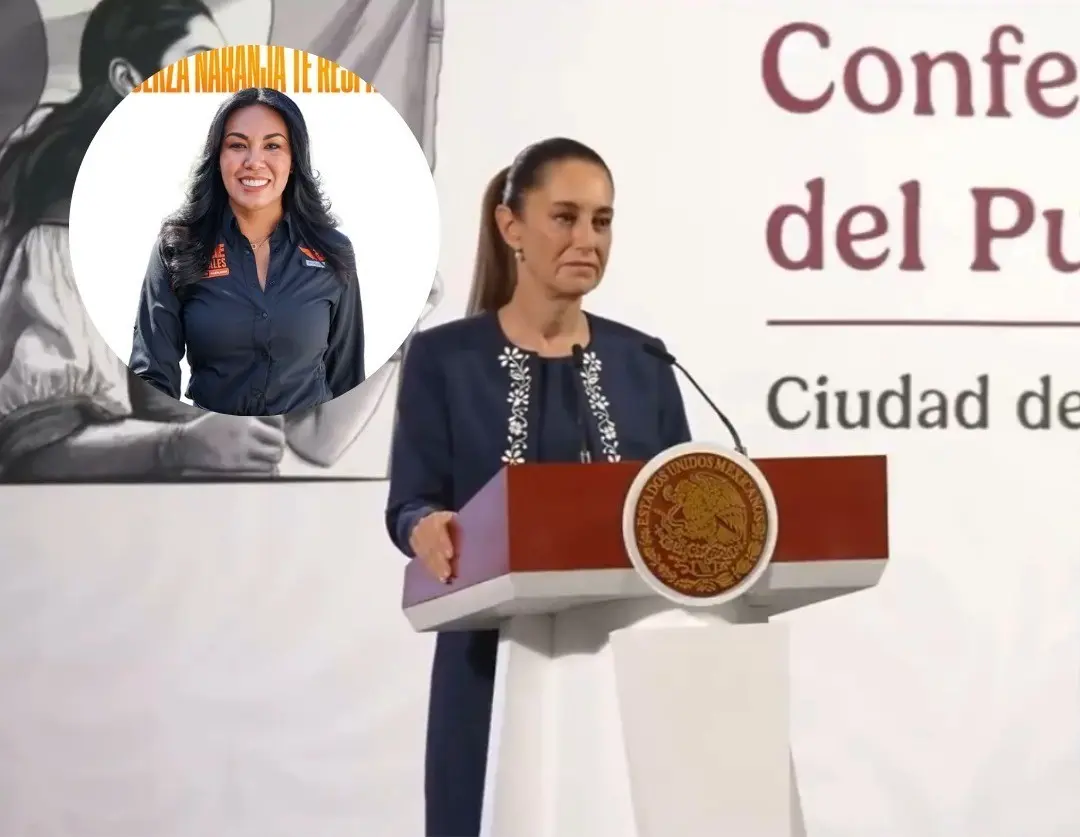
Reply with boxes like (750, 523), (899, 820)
(0, 476), (387, 486)
(766, 319), (1080, 328)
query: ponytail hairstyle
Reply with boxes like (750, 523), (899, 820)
(465, 137), (612, 316)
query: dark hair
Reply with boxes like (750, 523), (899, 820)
(0, 0), (214, 282)
(162, 86), (351, 299)
(466, 137), (612, 316)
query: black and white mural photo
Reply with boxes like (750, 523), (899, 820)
(0, 0), (445, 482)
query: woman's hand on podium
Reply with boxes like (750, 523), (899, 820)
(410, 510), (457, 583)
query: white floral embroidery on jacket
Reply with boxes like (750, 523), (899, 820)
(497, 346), (621, 464)
(498, 346), (531, 464)
(577, 350), (620, 462)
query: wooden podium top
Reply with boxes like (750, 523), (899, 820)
(403, 454), (888, 612)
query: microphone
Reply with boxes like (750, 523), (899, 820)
(570, 344), (593, 464)
(641, 341), (747, 455)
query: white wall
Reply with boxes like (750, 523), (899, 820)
(0, 481), (432, 836)
(6, 1), (1080, 835)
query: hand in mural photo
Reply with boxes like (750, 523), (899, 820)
(168, 412), (286, 473)
(409, 509), (456, 583)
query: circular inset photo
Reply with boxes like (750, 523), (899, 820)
(68, 43), (440, 417)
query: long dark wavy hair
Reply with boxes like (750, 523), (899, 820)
(162, 87), (351, 299)
(0, 0), (215, 285)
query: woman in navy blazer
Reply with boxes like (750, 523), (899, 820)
(385, 137), (692, 837)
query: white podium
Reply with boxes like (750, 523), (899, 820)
(402, 446), (889, 837)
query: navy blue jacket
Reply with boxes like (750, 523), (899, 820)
(129, 207), (364, 415)
(385, 310), (692, 553)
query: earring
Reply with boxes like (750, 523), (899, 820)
(514, 248), (524, 262)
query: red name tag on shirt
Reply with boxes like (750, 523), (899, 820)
(299, 245), (326, 268)
(203, 242), (229, 279)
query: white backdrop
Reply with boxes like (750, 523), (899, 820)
(69, 46), (440, 399)
(6, 1), (1080, 836)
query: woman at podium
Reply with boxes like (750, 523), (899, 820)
(385, 137), (691, 837)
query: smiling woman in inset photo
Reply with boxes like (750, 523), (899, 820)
(129, 86), (365, 417)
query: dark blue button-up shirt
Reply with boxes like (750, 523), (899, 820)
(129, 208), (365, 416)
